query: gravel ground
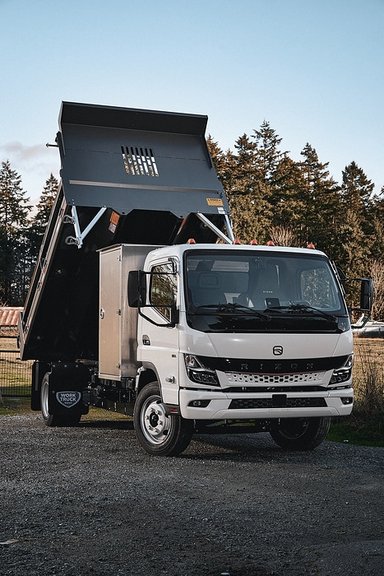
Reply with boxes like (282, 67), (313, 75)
(0, 411), (383, 576)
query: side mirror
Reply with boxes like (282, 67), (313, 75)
(360, 278), (374, 312)
(128, 271), (146, 307)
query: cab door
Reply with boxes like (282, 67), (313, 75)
(137, 259), (180, 405)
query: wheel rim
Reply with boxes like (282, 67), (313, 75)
(140, 395), (172, 446)
(278, 419), (310, 440)
(41, 379), (49, 419)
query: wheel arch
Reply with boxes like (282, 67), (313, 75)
(136, 364), (161, 395)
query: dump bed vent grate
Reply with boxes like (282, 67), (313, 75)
(121, 146), (159, 177)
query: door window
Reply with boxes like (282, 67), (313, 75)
(150, 262), (177, 321)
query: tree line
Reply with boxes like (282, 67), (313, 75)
(1, 121), (384, 316)
(0, 161), (57, 306)
(207, 122), (384, 318)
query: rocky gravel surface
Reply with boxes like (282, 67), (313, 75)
(0, 411), (383, 576)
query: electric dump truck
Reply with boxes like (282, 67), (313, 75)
(20, 101), (372, 456)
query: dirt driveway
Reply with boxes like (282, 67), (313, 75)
(1, 411), (383, 576)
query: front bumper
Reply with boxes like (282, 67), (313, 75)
(179, 387), (353, 420)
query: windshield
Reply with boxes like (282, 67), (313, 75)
(184, 249), (349, 333)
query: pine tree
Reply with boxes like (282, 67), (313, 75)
(251, 120), (286, 182)
(268, 156), (307, 233)
(251, 121), (304, 243)
(298, 144), (341, 254)
(0, 160), (30, 232)
(224, 132), (275, 243)
(20, 174), (60, 301)
(366, 185), (384, 263)
(206, 136), (228, 185)
(340, 161), (374, 215)
(33, 173), (58, 237)
(0, 160), (31, 304)
(336, 162), (375, 277)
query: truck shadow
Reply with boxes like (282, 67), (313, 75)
(76, 418), (328, 463)
(183, 433), (327, 463)
(186, 433), (278, 460)
(79, 418), (134, 430)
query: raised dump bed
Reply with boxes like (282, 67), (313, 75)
(20, 101), (231, 361)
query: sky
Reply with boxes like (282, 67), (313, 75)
(0, 0), (383, 206)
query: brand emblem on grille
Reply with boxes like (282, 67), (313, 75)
(273, 346), (283, 356)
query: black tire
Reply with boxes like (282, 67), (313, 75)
(270, 417), (331, 451)
(40, 373), (81, 427)
(133, 382), (193, 456)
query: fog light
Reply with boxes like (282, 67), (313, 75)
(188, 400), (211, 408)
(341, 397), (353, 405)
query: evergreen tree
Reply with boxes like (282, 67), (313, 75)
(18, 174), (60, 303)
(298, 144), (341, 254)
(340, 161), (374, 216)
(32, 173), (58, 243)
(206, 136), (228, 185)
(268, 156), (307, 232)
(251, 120), (286, 182)
(0, 160), (31, 304)
(224, 132), (274, 243)
(336, 162), (375, 277)
(0, 160), (30, 232)
(367, 185), (384, 262)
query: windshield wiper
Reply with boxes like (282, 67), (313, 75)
(267, 303), (336, 321)
(189, 303), (270, 320)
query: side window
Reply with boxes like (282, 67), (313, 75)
(150, 262), (177, 321)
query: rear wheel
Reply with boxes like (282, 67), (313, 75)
(41, 373), (81, 427)
(133, 382), (193, 456)
(270, 417), (331, 450)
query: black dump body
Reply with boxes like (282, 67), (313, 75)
(20, 102), (230, 362)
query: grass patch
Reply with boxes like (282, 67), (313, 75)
(0, 396), (31, 415)
(328, 414), (384, 447)
(0, 397), (129, 422)
(83, 407), (130, 422)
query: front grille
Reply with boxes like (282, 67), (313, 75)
(229, 398), (327, 409)
(226, 372), (325, 385)
(224, 386), (325, 393)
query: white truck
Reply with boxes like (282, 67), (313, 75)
(20, 101), (372, 456)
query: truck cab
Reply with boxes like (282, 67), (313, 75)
(120, 242), (360, 454)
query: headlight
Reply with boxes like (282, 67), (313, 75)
(184, 354), (220, 386)
(329, 354), (353, 385)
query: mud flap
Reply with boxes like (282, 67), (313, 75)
(46, 363), (90, 417)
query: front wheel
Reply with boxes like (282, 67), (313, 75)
(133, 382), (193, 456)
(270, 417), (331, 451)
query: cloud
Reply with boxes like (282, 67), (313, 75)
(0, 141), (49, 162)
(0, 141), (60, 202)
